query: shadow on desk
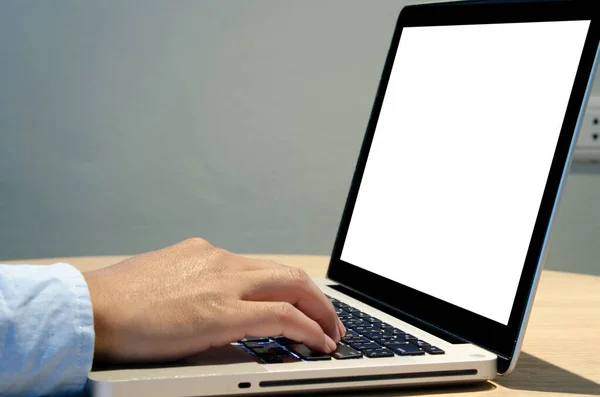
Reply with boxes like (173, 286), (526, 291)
(495, 351), (600, 395)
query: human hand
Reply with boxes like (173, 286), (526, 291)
(83, 238), (345, 363)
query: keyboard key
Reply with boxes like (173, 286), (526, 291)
(332, 344), (362, 359)
(373, 324), (395, 334)
(342, 339), (363, 347)
(268, 347), (291, 357)
(363, 348), (394, 358)
(374, 334), (412, 343)
(352, 326), (374, 334)
(387, 342), (425, 356)
(273, 336), (300, 346)
(422, 345), (445, 355)
(373, 336), (398, 346)
(343, 318), (365, 326)
(385, 331), (403, 338)
(287, 344), (332, 361)
(250, 347), (270, 355)
(344, 316), (359, 322)
(343, 335), (370, 345)
(409, 339), (430, 348)
(242, 341), (265, 349)
(364, 317), (382, 323)
(391, 333), (417, 342)
(350, 341), (382, 351)
(261, 343), (300, 362)
(250, 347), (284, 363)
(361, 330), (386, 340)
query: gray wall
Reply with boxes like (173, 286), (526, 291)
(0, 1), (599, 276)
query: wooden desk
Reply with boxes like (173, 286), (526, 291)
(5, 255), (599, 397)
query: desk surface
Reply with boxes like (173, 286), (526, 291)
(6, 254), (600, 397)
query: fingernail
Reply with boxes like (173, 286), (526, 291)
(325, 335), (337, 353)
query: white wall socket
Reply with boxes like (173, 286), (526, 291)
(573, 95), (600, 162)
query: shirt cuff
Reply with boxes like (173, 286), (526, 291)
(59, 263), (96, 394)
(0, 263), (95, 396)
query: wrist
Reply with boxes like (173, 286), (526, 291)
(83, 271), (115, 362)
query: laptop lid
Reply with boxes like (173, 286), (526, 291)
(327, 0), (599, 374)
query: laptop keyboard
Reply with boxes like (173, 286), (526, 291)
(236, 295), (445, 364)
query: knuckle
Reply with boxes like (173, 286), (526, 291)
(183, 237), (211, 248)
(208, 247), (232, 264)
(274, 302), (295, 322)
(287, 267), (309, 286)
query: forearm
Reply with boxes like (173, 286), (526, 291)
(0, 263), (94, 396)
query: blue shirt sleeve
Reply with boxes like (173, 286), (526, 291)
(0, 263), (95, 396)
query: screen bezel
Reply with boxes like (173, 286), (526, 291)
(327, 0), (599, 374)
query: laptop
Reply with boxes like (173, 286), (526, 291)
(86, 0), (600, 395)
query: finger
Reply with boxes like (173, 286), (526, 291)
(239, 267), (340, 343)
(236, 301), (337, 353)
(338, 318), (346, 338)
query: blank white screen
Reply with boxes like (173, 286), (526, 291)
(340, 21), (590, 325)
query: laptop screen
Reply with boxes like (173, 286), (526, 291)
(340, 21), (590, 326)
